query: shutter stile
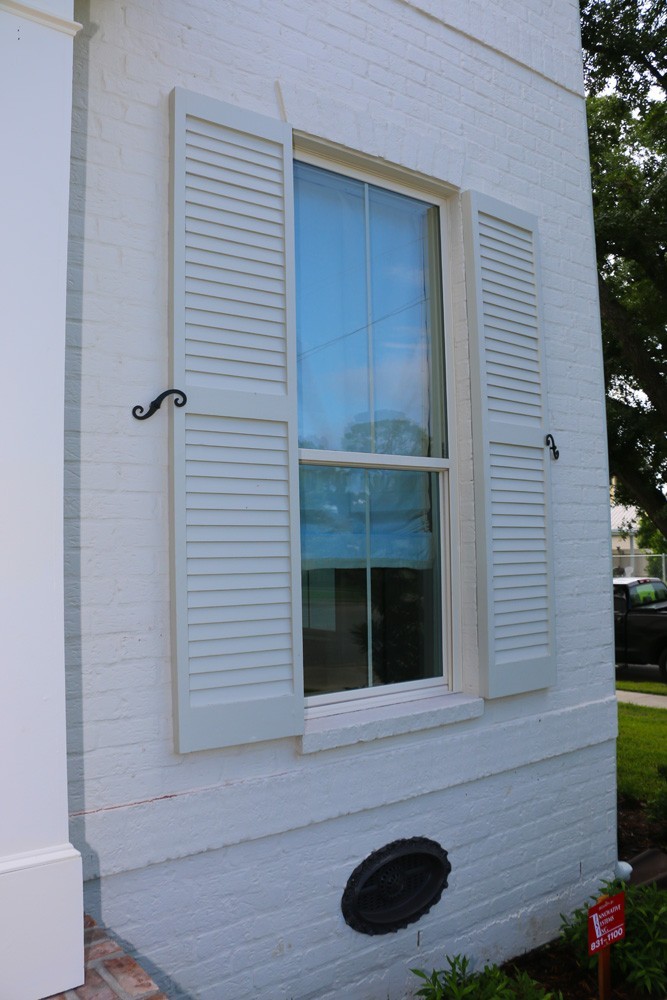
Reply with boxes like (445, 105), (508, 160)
(463, 191), (555, 698)
(171, 89), (303, 751)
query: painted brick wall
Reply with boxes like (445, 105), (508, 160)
(91, 744), (617, 1000)
(65, 1), (616, 996)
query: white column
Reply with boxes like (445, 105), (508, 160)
(0, 2), (83, 998)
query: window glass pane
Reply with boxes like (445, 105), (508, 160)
(295, 162), (445, 457)
(300, 465), (442, 695)
(629, 581), (667, 607)
(368, 188), (441, 457)
(294, 163), (370, 452)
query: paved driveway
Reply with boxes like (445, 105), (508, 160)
(617, 690), (667, 709)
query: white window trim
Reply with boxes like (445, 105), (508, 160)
(293, 132), (458, 203)
(301, 692), (484, 753)
(293, 146), (463, 733)
(299, 448), (451, 471)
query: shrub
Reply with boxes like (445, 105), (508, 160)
(559, 880), (667, 996)
(411, 954), (563, 999)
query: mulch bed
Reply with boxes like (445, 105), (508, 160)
(499, 796), (666, 999)
(617, 793), (666, 860)
(506, 941), (642, 999)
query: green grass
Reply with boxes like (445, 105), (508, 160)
(617, 679), (667, 696)
(617, 702), (667, 802)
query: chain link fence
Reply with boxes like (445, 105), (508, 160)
(612, 552), (667, 580)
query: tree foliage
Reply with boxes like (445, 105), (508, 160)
(581, 0), (667, 106)
(580, 0), (667, 537)
(637, 512), (667, 552)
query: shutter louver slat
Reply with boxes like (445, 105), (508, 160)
(464, 191), (555, 698)
(182, 110), (288, 398)
(171, 89), (303, 751)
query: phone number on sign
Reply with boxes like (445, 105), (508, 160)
(590, 926), (624, 951)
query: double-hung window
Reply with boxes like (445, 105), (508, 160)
(169, 89), (555, 753)
(294, 162), (449, 700)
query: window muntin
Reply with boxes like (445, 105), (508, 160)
(295, 161), (448, 698)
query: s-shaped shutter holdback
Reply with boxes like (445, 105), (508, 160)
(132, 388), (187, 420)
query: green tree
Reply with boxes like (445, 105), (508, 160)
(637, 512), (667, 553)
(580, 0), (667, 536)
(636, 512), (667, 576)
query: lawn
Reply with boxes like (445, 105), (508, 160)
(617, 702), (667, 802)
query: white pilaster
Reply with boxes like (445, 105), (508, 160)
(0, 2), (83, 998)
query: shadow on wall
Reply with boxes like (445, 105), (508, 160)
(64, 5), (194, 998)
(65, 0), (100, 929)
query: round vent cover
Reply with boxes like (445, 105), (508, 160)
(341, 837), (451, 935)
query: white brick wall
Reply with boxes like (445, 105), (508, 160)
(91, 743), (616, 999)
(66, 0), (616, 996)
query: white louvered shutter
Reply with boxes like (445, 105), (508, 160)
(170, 89), (303, 752)
(463, 191), (555, 698)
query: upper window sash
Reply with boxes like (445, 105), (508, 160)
(294, 160), (447, 461)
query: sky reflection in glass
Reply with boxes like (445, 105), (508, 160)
(294, 163), (444, 457)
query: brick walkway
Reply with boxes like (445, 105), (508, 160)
(46, 915), (168, 1000)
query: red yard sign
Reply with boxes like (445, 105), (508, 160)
(588, 892), (626, 955)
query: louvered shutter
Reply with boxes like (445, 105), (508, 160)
(170, 89), (303, 752)
(463, 191), (555, 698)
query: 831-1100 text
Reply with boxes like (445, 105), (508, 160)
(590, 925), (624, 951)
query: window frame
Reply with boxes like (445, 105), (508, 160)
(292, 146), (462, 717)
(169, 90), (554, 755)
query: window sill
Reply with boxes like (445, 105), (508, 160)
(299, 692), (484, 754)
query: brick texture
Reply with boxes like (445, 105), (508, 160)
(65, 0), (616, 997)
(44, 918), (166, 1000)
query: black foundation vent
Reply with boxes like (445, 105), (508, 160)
(341, 837), (451, 935)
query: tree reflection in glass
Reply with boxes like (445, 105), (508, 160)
(300, 466), (441, 695)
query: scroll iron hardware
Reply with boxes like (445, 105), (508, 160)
(545, 434), (559, 460)
(132, 388), (187, 420)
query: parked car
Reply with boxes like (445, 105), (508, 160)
(613, 576), (667, 678)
